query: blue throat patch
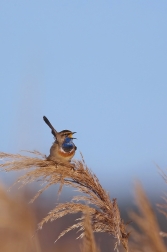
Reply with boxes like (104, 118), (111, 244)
(62, 137), (75, 152)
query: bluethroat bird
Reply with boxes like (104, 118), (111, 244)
(43, 116), (77, 162)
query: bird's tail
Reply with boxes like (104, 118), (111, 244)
(43, 116), (57, 137)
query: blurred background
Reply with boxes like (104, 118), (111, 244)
(0, 1), (167, 251)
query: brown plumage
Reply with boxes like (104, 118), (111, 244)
(43, 116), (77, 162)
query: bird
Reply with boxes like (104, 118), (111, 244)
(43, 116), (77, 162)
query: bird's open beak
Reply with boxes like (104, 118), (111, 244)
(69, 132), (77, 139)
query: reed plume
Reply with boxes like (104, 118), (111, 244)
(156, 166), (167, 237)
(0, 151), (129, 251)
(0, 184), (41, 252)
(129, 182), (166, 252)
(81, 210), (100, 252)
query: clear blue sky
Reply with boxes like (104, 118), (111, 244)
(1, 1), (167, 199)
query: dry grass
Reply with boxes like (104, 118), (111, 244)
(0, 184), (41, 252)
(157, 166), (167, 219)
(129, 182), (167, 252)
(0, 151), (129, 251)
(81, 210), (100, 252)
